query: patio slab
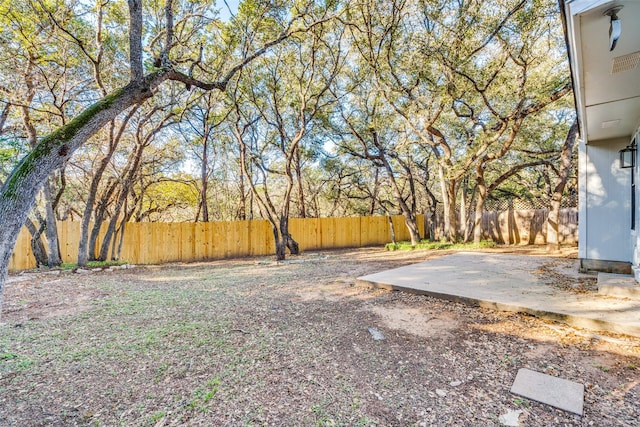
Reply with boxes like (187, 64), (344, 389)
(510, 368), (584, 415)
(356, 252), (640, 337)
(598, 272), (640, 300)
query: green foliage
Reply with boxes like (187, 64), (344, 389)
(59, 260), (129, 270)
(0, 0), (576, 256)
(385, 240), (497, 251)
(2, 86), (125, 201)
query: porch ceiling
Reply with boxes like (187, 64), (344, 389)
(568, 0), (640, 142)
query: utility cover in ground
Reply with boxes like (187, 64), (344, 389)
(510, 368), (584, 415)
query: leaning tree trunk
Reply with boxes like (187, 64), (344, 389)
(88, 179), (119, 261)
(0, 75), (165, 310)
(294, 146), (306, 218)
(78, 173), (111, 266)
(98, 185), (132, 261)
(24, 217), (48, 268)
(78, 111), (136, 266)
(547, 121), (579, 252)
(280, 216), (299, 255)
(380, 156), (421, 246)
(236, 123), (295, 260)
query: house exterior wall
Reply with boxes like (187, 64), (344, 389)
(631, 127), (640, 280)
(579, 136), (633, 271)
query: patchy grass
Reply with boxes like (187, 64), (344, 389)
(59, 260), (129, 270)
(1, 247), (638, 426)
(385, 239), (497, 251)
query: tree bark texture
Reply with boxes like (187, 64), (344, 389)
(24, 217), (47, 267)
(43, 182), (62, 267)
(0, 75), (166, 309)
(547, 121), (578, 251)
(88, 178), (119, 261)
(473, 164), (488, 244)
(78, 110), (137, 266)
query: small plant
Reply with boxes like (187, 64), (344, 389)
(502, 355), (519, 366)
(594, 364), (610, 372)
(149, 411), (165, 424)
(154, 363), (169, 383)
(0, 352), (18, 360)
(188, 377), (221, 412)
(15, 356), (34, 371)
(513, 397), (530, 407)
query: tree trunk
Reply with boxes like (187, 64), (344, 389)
(547, 121), (578, 251)
(236, 123), (293, 260)
(280, 216), (299, 255)
(238, 162), (247, 220)
(424, 188), (438, 241)
(24, 217), (47, 268)
(79, 185), (102, 265)
(438, 164), (453, 242)
(473, 164), (488, 244)
(0, 76), (165, 309)
(272, 225), (286, 261)
(294, 146), (306, 218)
(43, 182), (62, 267)
(438, 164), (458, 243)
(395, 156), (422, 245)
(379, 154), (420, 245)
(460, 178), (468, 241)
(199, 136), (209, 222)
(98, 184), (133, 261)
(116, 221), (127, 261)
(387, 214), (397, 245)
(98, 113), (156, 260)
(78, 111), (136, 266)
(88, 204), (109, 260)
(369, 168), (380, 215)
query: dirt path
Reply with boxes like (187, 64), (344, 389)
(1, 247), (638, 426)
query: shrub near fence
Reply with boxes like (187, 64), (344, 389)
(9, 215), (424, 271)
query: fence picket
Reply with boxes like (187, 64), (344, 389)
(7, 210), (577, 271)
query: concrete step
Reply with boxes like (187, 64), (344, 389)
(598, 272), (640, 300)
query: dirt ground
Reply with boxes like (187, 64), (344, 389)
(0, 246), (638, 426)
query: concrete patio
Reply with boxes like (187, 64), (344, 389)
(357, 252), (640, 338)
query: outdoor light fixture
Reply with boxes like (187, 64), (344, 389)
(604, 6), (623, 51)
(619, 143), (636, 169)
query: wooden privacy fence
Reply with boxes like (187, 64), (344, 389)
(8, 208), (579, 271)
(9, 215), (425, 271)
(479, 208), (578, 245)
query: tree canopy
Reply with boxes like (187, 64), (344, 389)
(0, 0), (575, 307)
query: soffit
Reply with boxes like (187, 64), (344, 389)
(574, 0), (640, 142)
